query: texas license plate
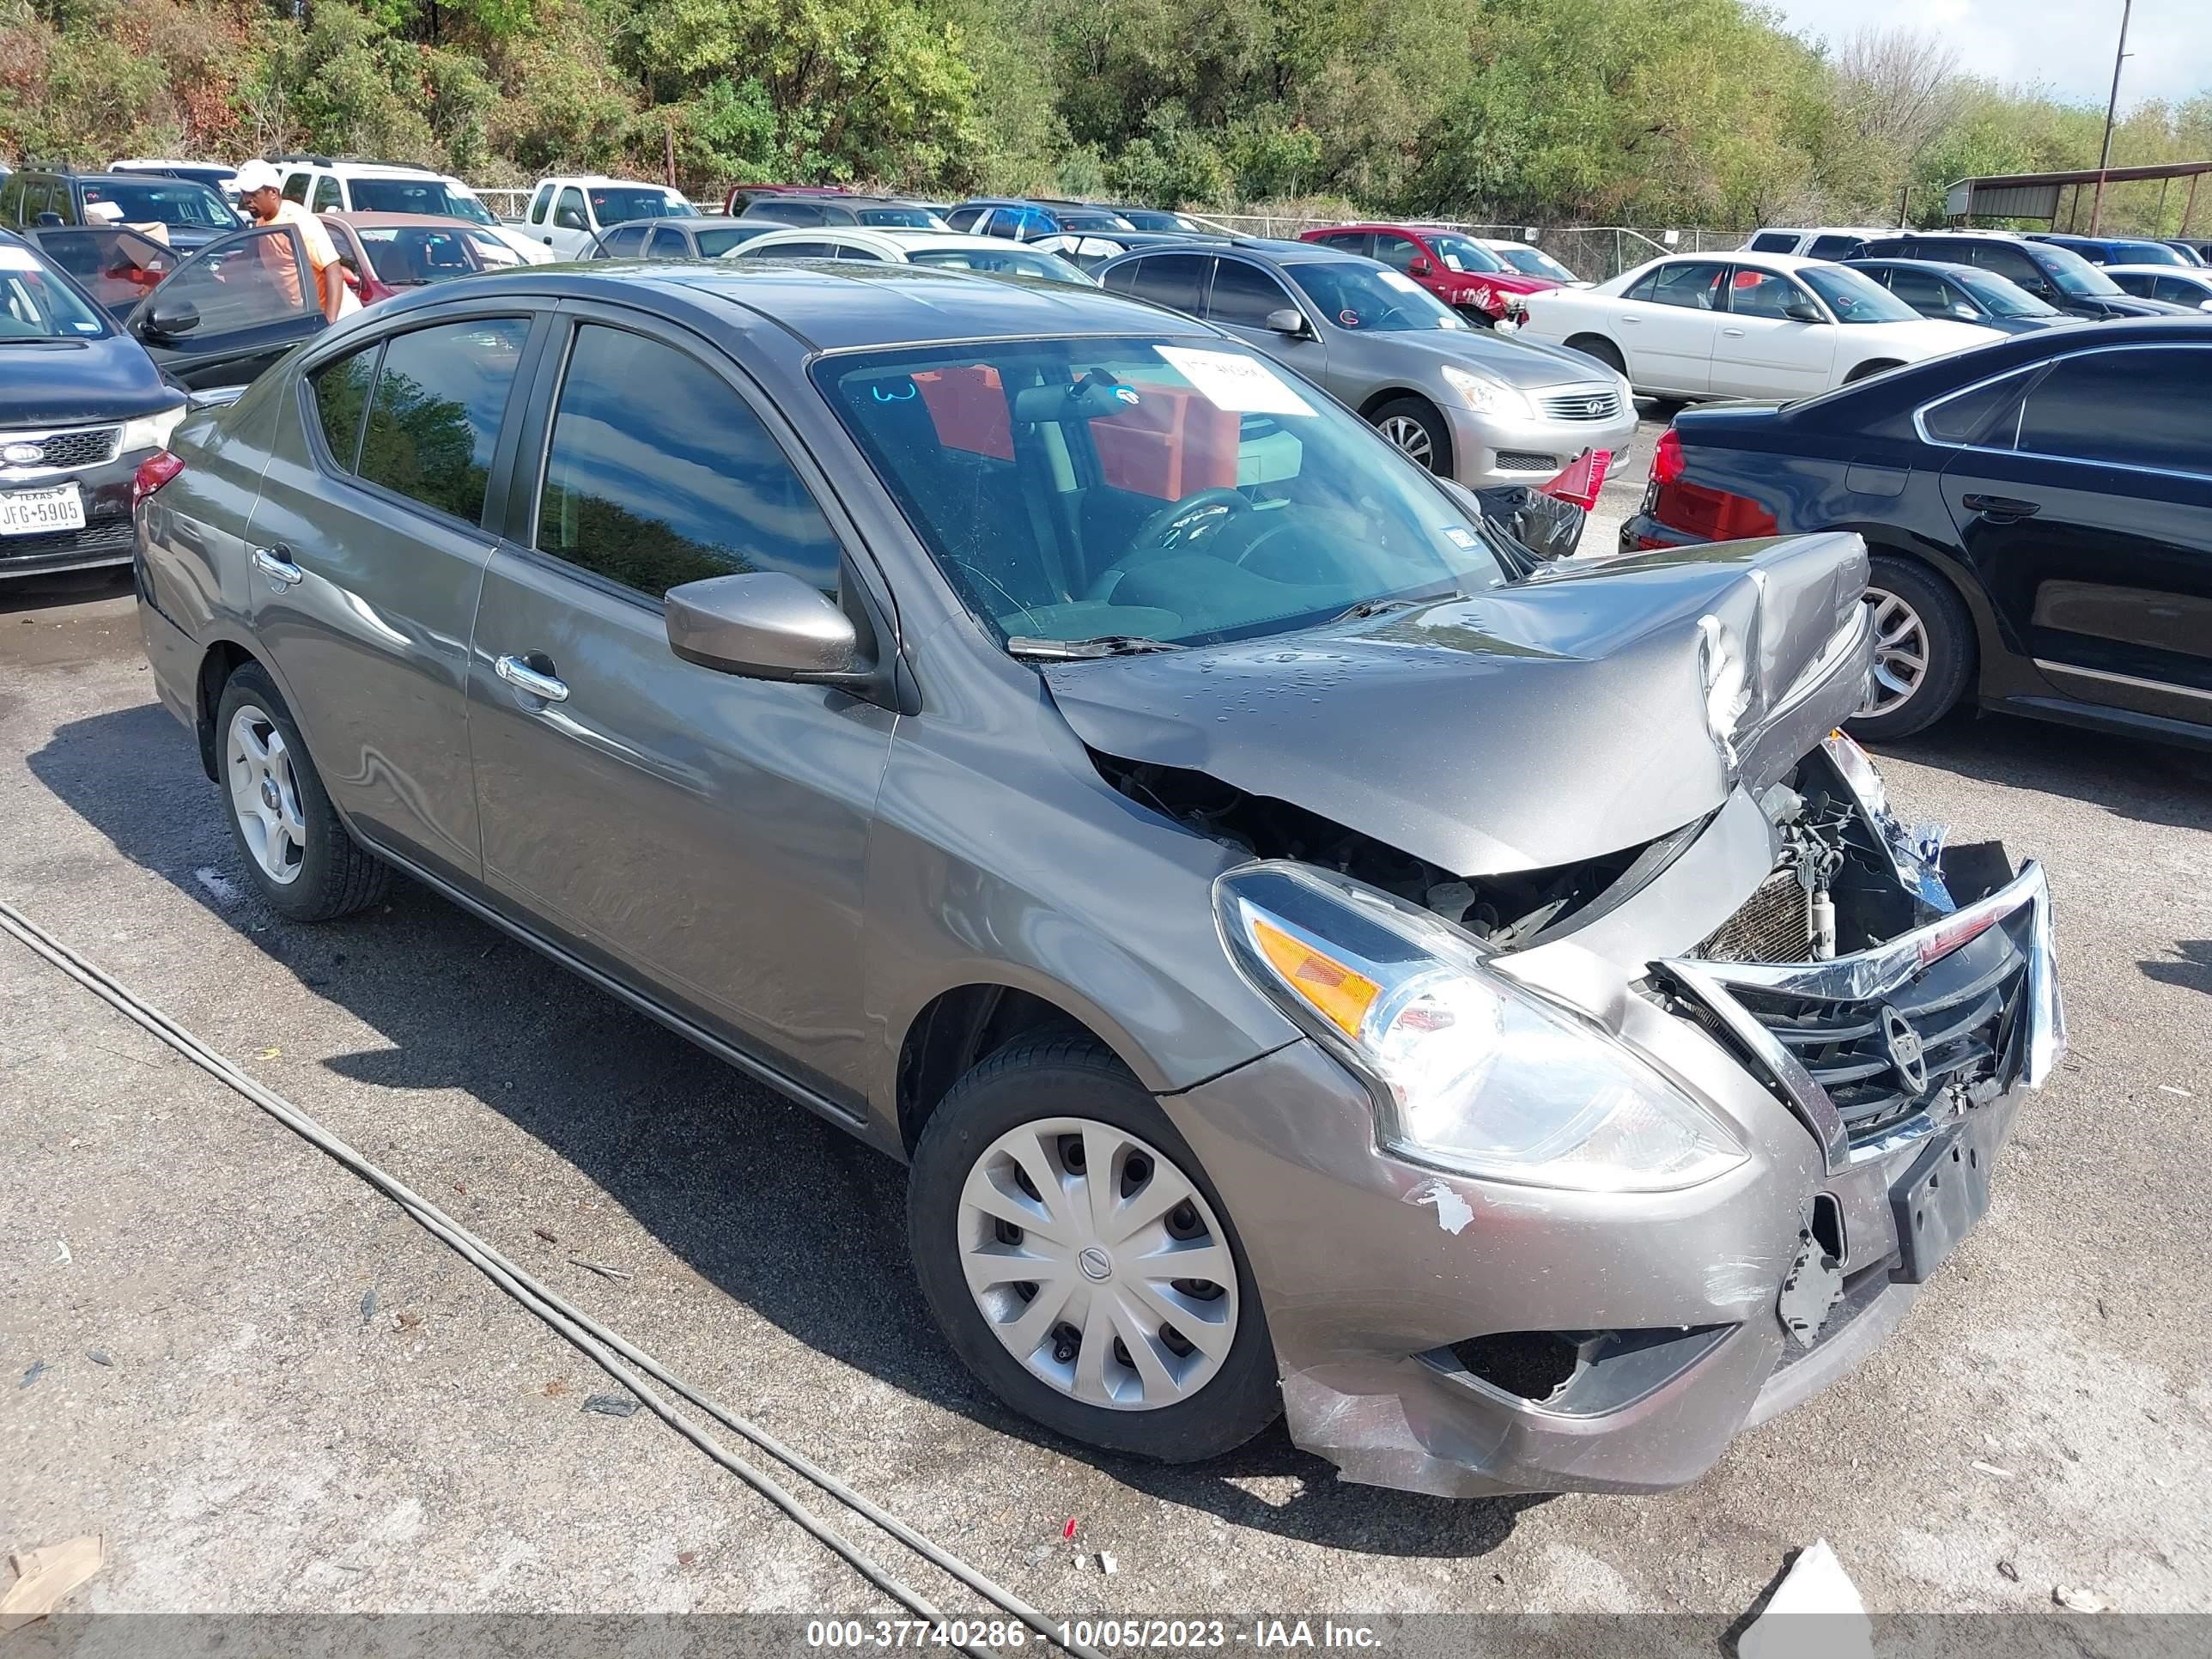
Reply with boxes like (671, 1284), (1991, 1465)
(0, 483), (86, 537)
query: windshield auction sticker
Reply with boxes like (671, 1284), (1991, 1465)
(1155, 346), (1316, 417)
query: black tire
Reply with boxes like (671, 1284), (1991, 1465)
(1845, 554), (1977, 742)
(908, 1030), (1281, 1463)
(1844, 359), (1905, 385)
(1565, 333), (1626, 377)
(1369, 395), (1452, 476)
(213, 661), (388, 921)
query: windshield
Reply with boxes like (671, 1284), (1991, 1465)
(1495, 243), (1577, 283)
(1419, 232), (1507, 274)
(356, 226), (481, 283)
(2037, 245), (2123, 296)
(0, 243), (111, 339)
(858, 206), (948, 228)
(907, 246), (1091, 284)
(590, 186), (690, 224)
(1281, 261), (1468, 331)
(1797, 264), (1921, 323)
(814, 337), (1510, 649)
(349, 179), (489, 223)
(1952, 267), (2058, 317)
(80, 178), (235, 229)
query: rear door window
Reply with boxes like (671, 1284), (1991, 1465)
(602, 224), (650, 257)
(2014, 349), (2212, 475)
(1370, 233), (1420, 271)
(1917, 369), (2032, 447)
(1882, 266), (1951, 311)
(1806, 234), (1863, 260)
(1124, 252), (1210, 314)
(534, 324), (845, 599)
(310, 343), (378, 471)
(646, 226), (689, 258)
(1628, 260), (1728, 308)
(356, 319), (532, 524)
(312, 176), (343, 215)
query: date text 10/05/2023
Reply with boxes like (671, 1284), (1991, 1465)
(805, 1618), (1385, 1650)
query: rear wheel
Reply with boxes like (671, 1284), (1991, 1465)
(1846, 556), (1976, 741)
(1369, 396), (1452, 476)
(215, 663), (388, 921)
(908, 1031), (1280, 1462)
(1565, 334), (1626, 377)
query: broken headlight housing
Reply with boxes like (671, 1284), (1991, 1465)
(1216, 862), (1747, 1193)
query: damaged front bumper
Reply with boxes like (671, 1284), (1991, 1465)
(1160, 848), (2062, 1498)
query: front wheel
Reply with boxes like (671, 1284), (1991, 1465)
(908, 1032), (1280, 1462)
(1369, 396), (1452, 477)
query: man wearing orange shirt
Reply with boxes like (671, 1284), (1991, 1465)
(231, 159), (349, 322)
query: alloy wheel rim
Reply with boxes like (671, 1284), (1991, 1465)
(1860, 587), (1929, 717)
(225, 704), (307, 885)
(956, 1116), (1237, 1411)
(1378, 415), (1436, 469)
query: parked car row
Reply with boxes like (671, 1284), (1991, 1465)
(112, 254), (2064, 1507)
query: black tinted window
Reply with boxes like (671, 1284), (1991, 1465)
(536, 325), (843, 598)
(647, 227), (689, 257)
(1807, 234), (1862, 259)
(356, 319), (531, 522)
(603, 224), (649, 256)
(1747, 232), (1799, 252)
(1885, 267), (1953, 310)
(283, 173), (310, 204)
(312, 176), (342, 214)
(1919, 370), (2029, 447)
(1206, 258), (1295, 327)
(2016, 349), (2212, 474)
(1967, 242), (2045, 289)
(310, 344), (377, 469)
(1125, 252), (1209, 313)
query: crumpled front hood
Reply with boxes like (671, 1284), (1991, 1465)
(1043, 532), (1871, 875)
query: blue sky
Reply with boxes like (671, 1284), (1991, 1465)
(1772, 0), (2211, 111)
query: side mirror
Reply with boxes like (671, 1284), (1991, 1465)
(1782, 296), (1824, 324)
(1408, 255), (1432, 276)
(665, 571), (858, 681)
(1952, 302), (1979, 320)
(555, 208), (586, 232)
(1265, 307), (1310, 337)
(145, 298), (201, 337)
(35, 211), (64, 228)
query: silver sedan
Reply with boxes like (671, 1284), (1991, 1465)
(1097, 240), (1637, 486)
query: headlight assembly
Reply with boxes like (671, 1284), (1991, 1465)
(119, 404), (187, 456)
(1438, 363), (1533, 419)
(1217, 862), (1748, 1193)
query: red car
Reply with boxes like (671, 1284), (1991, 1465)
(1297, 222), (1567, 325)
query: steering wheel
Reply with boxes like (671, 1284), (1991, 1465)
(1085, 487), (1253, 600)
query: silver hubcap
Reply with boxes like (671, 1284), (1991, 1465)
(225, 704), (307, 885)
(1861, 587), (1929, 717)
(957, 1116), (1238, 1411)
(1378, 414), (1437, 470)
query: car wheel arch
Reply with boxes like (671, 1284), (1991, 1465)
(1564, 332), (1626, 377)
(1356, 389), (1454, 472)
(896, 981), (1140, 1156)
(1856, 538), (1996, 684)
(193, 639), (257, 781)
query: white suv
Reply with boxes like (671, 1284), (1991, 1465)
(1740, 227), (1890, 260)
(272, 157), (551, 265)
(523, 176), (696, 258)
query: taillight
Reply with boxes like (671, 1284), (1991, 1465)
(1650, 427), (1685, 485)
(133, 450), (185, 507)
(1650, 478), (1778, 541)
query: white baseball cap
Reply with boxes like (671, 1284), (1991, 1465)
(234, 160), (283, 195)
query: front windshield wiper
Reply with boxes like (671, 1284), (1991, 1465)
(1006, 635), (1187, 660)
(1329, 586), (1468, 623)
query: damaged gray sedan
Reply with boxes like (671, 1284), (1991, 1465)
(134, 264), (2063, 1496)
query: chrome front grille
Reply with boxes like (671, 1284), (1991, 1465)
(0, 424), (123, 472)
(1663, 863), (2062, 1172)
(1539, 388), (1625, 422)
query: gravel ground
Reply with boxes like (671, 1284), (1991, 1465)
(3, 545), (2208, 1629)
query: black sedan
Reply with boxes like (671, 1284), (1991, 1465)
(0, 228), (185, 579)
(1621, 319), (2212, 749)
(1844, 258), (2080, 335)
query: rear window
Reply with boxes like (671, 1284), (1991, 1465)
(1747, 233), (1801, 253)
(349, 179), (474, 218)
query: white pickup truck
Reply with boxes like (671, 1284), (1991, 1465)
(522, 177), (696, 258)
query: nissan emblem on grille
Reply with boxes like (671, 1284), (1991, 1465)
(1880, 1005), (1929, 1093)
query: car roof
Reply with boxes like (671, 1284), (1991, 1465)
(438, 263), (1218, 353)
(1223, 236), (1354, 262)
(2102, 263), (2210, 276)
(1846, 257), (1977, 272)
(334, 211), (477, 228)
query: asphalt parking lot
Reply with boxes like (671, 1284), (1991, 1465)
(3, 465), (2209, 1628)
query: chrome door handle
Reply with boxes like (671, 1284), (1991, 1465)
(1618, 314), (1641, 325)
(495, 653), (568, 703)
(1721, 326), (1746, 337)
(250, 544), (303, 587)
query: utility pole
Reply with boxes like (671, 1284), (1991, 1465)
(2090, 0), (2133, 234)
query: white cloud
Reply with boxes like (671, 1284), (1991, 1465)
(1770, 0), (2212, 109)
